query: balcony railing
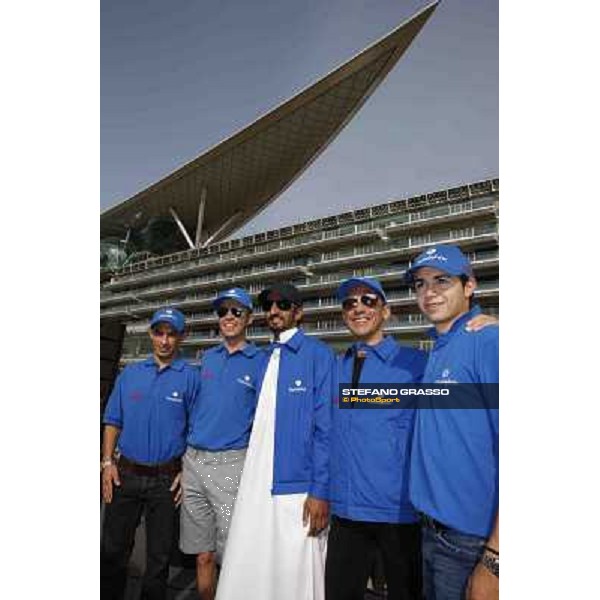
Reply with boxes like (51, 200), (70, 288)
(100, 235), (498, 320)
(101, 229), (498, 315)
(104, 188), (498, 290)
(103, 222), (498, 303)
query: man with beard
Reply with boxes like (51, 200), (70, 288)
(215, 283), (334, 600)
(101, 307), (200, 600)
(179, 288), (264, 600)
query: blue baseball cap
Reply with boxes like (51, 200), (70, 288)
(337, 277), (387, 303)
(149, 307), (185, 334)
(212, 287), (253, 311)
(404, 244), (473, 283)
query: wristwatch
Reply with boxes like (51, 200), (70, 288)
(101, 458), (113, 470)
(480, 550), (499, 578)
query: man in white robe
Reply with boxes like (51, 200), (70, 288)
(216, 283), (335, 600)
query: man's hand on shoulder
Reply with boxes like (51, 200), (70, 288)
(302, 496), (329, 536)
(101, 462), (121, 504)
(465, 314), (498, 332)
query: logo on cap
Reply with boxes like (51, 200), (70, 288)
(416, 250), (448, 265)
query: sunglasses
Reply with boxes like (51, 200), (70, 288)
(216, 306), (247, 318)
(261, 299), (294, 312)
(341, 294), (380, 311)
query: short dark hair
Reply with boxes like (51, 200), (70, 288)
(459, 274), (476, 308)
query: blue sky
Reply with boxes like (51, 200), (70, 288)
(101, 0), (498, 237)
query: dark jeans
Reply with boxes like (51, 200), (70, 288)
(421, 523), (486, 600)
(325, 515), (421, 600)
(101, 471), (177, 600)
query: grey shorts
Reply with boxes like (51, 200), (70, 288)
(179, 446), (246, 561)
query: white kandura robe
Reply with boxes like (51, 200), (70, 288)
(215, 328), (327, 600)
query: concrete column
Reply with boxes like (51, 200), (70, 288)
(169, 207), (195, 250)
(195, 188), (207, 248)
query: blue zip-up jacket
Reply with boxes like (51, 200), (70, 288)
(187, 342), (266, 451)
(330, 336), (427, 523)
(103, 356), (201, 464)
(257, 329), (335, 500)
(410, 306), (499, 537)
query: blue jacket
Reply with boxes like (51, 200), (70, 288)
(330, 336), (427, 523)
(410, 306), (499, 537)
(103, 356), (201, 464)
(258, 329), (335, 500)
(187, 343), (266, 451)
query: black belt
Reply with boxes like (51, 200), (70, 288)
(119, 455), (181, 477)
(420, 513), (450, 532)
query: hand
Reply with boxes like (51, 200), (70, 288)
(465, 314), (498, 332)
(170, 471), (183, 507)
(302, 496), (329, 536)
(466, 561), (499, 600)
(101, 464), (121, 504)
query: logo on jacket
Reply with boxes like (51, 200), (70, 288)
(435, 368), (458, 384)
(236, 374), (255, 389)
(129, 390), (143, 402)
(288, 379), (307, 393)
(165, 390), (183, 403)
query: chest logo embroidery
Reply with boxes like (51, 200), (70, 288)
(289, 379), (307, 393)
(236, 374), (255, 390)
(435, 368), (459, 384)
(165, 390), (183, 403)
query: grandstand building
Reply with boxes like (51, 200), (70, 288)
(101, 176), (498, 386)
(100, 2), (499, 406)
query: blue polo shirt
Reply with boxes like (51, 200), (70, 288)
(103, 356), (201, 465)
(330, 336), (427, 523)
(410, 306), (499, 537)
(187, 343), (265, 451)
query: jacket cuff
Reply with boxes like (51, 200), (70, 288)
(309, 482), (329, 501)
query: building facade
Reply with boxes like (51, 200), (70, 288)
(101, 177), (498, 367)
